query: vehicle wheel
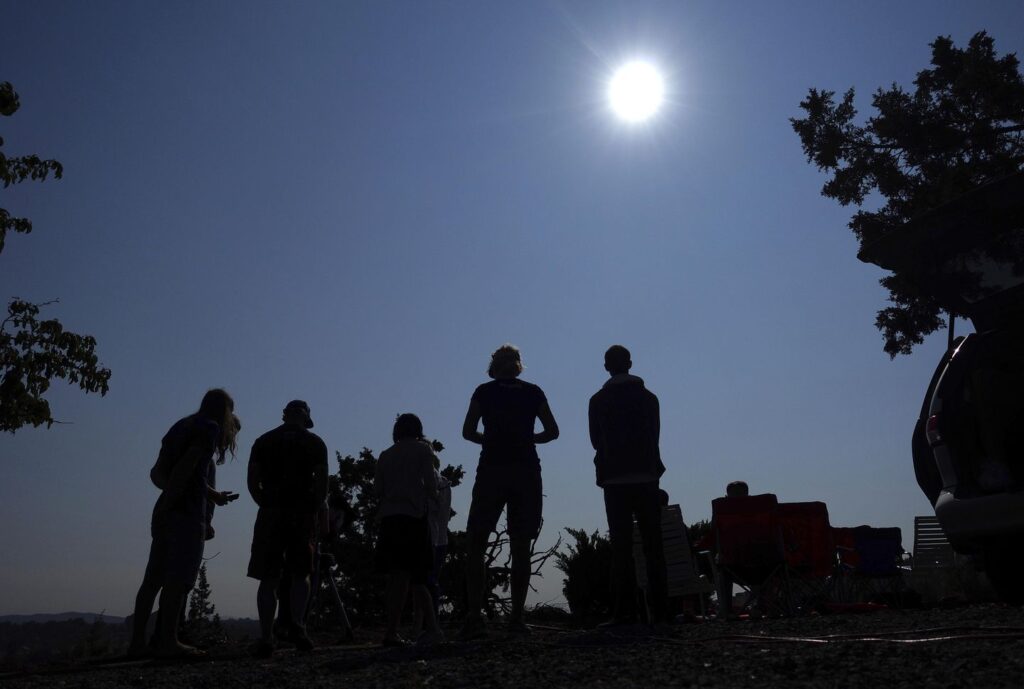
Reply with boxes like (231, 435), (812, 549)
(983, 544), (1024, 605)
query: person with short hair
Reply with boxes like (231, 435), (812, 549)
(726, 481), (749, 498)
(247, 400), (328, 657)
(714, 480), (750, 619)
(129, 389), (240, 658)
(589, 345), (668, 626)
(461, 345), (559, 637)
(375, 413), (443, 646)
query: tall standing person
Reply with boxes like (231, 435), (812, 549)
(129, 389), (240, 658)
(589, 345), (668, 626)
(246, 400), (328, 657)
(461, 345), (559, 637)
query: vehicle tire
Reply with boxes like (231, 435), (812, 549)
(983, 544), (1024, 605)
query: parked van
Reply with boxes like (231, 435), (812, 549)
(859, 172), (1024, 604)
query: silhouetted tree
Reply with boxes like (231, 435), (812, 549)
(184, 564), (225, 646)
(791, 32), (1024, 356)
(187, 564), (216, 625)
(0, 81), (110, 431)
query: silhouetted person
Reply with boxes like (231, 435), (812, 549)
(414, 455), (453, 636)
(461, 345), (559, 637)
(247, 400), (328, 657)
(589, 345), (668, 626)
(714, 480), (749, 619)
(129, 389), (240, 658)
(149, 413), (241, 650)
(375, 413), (443, 646)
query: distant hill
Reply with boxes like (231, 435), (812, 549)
(0, 612), (125, 625)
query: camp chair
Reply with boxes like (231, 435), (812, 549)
(833, 526), (906, 605)
(777, 501), (835, 613)
(710, 494), (791, 617)
(634, 504), (714, 618)
(912, 516), (956, 570)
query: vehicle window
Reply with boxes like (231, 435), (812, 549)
(939, 227), (1024, 303)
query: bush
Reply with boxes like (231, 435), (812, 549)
(554, 528), (613, 621)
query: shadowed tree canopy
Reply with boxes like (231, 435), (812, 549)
(791, 32), (1024, 357)
(0, 81), (110, 432)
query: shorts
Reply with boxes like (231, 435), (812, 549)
(145, 515), (205, 589)
(247, 508), (316, 581)
(376, 515), (432, 584)
(466, 462), (543, 539)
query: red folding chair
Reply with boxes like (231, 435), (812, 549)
(777, 502), (835, 613)
(711, 494), (791, 617)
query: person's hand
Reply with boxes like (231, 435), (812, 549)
(205, 524), (216, 541)
(212, 490), (240, 506)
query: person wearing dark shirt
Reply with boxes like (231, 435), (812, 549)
(461, 344), (559, 637)
(246, 400), (329, 657)
(129, 389), (240, 658)
(589, 345), (668, 626)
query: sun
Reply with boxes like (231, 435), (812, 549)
(608, 61), (665, 123)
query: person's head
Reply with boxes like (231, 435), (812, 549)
(726, 480), (749, 498)
(393, 413), (425, 443)
(657, 489), (670, 507)
(282, 400), (314, 429)
(604, 345), (632, 376)
(197, 388), (236, 461)
(488, 344), (523, 379)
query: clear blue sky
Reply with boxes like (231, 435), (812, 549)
(2, 1), (1022, 618)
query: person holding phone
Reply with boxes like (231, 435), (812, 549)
(129, 389), (241, 658)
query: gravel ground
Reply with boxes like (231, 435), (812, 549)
(5, 605), (1024, 689)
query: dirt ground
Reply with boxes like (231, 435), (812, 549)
(4, 605), (1024, 689)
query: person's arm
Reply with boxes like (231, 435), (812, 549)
(313, 440), (329, 509)
(247, 443), (264, 506)
(651, 393), (661, 448)
(374, 452), (386, 499)
(423, 448), (439, 502)
(462, 399), (484, 444)
(588, 396), (601, 452)
(151, 462), (170, 490)
(534, 401), (559, 444)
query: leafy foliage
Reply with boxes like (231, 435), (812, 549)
(0, 299), (111, 431)
(0, 82), (63, 254)
(791, 32), (1024, 356)
(553, 528), (613, 620)
(0, 81), (110, 431)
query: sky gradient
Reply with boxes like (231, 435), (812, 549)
(2, 1), (1023, 618)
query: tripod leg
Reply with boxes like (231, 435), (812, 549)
(327, 574), (353, 637)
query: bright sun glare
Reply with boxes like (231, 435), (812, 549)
(608, 61), (665, 123)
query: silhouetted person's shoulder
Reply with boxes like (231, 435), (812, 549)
(473, 378), (547, 399)
(253, 423), (323, 446)
(590, 374), (658, 407)
(162, 414), (219, 456)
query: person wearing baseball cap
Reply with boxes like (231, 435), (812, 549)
(246, 400), (328, 657)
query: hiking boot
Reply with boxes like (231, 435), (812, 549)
(458, 613), (487, 641)
(291, 627), (314, 652)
